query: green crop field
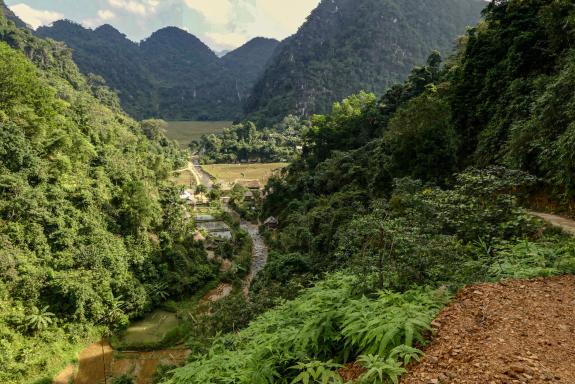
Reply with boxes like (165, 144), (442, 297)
(114, 310), (180, 349)
(166, 121), (232, 147)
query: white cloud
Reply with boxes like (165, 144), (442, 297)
(82, 9), (117, 28)
(107, 0), (157, 16)
(184, 0), (233, 26)
(185, 0), (320, 50)
(9, 0), (322, 50)
(9, 3), (64, 29)
(221, 0), (319, 45)
(256, 0), (319, 35)
(205, 31), (249, 50)
(97, 9), (116, 21)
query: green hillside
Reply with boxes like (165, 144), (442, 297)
(0, 6), (215, 383)
(36, 21), (279, 121)
(245, 0), (486, 125)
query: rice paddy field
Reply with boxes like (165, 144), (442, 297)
(165, 121), (232, 147)
(202, 163), (288, 187)
(115, 310), (180, 349)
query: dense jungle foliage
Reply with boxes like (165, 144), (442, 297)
(0, 9), (217, 383)
(36, 21), (279, 121)
(197, 115), (307, 164)
(245, 0), (485, 126)
(166, 1), (575, 383)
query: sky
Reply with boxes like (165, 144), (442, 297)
(5, 0), (321, 51)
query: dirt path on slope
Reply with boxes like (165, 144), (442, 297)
(190, 158), (213, 190)
(531, 212), (575, 236)
(401, 276), (575, 384)
(71, 340), (113, 384)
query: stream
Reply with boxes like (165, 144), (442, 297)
(240, 220), (268, 297)
(54, 161), (269, 384)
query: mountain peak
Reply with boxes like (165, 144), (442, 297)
(141, 26), (217, 58)
(147, 26), (199, 41)
(94, 24), (124, 37)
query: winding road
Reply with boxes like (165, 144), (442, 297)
(531, 211), (575, 235)
(240, 220), (269, 297)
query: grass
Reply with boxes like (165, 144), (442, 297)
(202, 163), (288, 187)
(111, 280), (221, 351)
(165, 121), (232, 148)
(173, 169), (197, 189)
(115, 310), (180, 349)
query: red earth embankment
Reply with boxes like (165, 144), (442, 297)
(401, 276), (575, 384)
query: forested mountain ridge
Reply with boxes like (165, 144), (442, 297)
(222, 37), (280, 100)
(36, 20), (157, 118)
(0, 1), (26, 29)
(0, 6), (215, 383)
(36, 21), (279, 121)
(245, 0), (486, 125)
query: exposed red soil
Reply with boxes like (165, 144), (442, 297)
(111, 349), (190, 384)
(73, 340), (113, 384)
(339, 362), (367, 382)
(401, 276), (575, 384)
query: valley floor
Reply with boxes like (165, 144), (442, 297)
(400, 275), (575, 384)
(52, 160), (271, 384)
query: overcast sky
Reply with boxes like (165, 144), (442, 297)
(5, 0), (321, 51)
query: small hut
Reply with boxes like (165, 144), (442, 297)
(264, 216), (279, 230)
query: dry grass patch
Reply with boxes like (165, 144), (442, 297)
(202, 163), (288, 188)
(173, 169), (196, 189)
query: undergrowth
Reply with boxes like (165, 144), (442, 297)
(166, 274), (449, 384)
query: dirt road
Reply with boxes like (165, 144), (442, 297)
(531, 211), (575, 235)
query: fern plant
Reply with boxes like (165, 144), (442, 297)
(357, 355), (405, 384)
(24, 306), (55, 334)
(290, 360), (343, 384)
(340, 289), (446, 357)
(388, 345), (423, 366)
(165, 275), (449, 384)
